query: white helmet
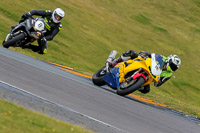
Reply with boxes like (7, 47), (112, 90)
(52, 8), (65, 23)
(167, 54), (181, 71)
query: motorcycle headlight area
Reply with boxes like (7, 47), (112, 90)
(35, 20), (45, 31)
(151, 53), (164, 76)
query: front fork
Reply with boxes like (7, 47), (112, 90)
(128, 68), (149, 82)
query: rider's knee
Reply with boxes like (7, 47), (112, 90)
(40, 48), (47, 54)
(139, 84), (150, 94)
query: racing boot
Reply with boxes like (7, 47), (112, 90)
(138, 84), (150, 94)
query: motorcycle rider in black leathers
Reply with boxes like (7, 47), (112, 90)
(107, 50), (181, 94)
(20, 8), (65, 54)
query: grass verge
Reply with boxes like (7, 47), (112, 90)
(0, 99), (93, 133)
(0, 0), (200, 120)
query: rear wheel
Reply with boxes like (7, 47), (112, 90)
(117, 77), (146, 96)
(92, 66), (106, 86)
(3, 32), (25, 48)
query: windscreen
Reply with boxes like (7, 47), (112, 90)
(151, 53), (164, 75)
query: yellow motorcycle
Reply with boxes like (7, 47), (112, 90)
(92, 51), (164, 96)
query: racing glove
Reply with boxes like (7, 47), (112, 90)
(22, 12), (31, 19)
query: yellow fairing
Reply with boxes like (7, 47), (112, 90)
(116, 56), (160, 86)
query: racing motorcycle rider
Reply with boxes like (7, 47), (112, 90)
(106, 50), (181, 94)
(19, 8), (65, 54)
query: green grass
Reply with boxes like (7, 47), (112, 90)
(0, 0), (200, 120)
(0, 99), (93, 133)
(133, 14), (152, 25)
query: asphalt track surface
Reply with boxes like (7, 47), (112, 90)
(0, 46), (200, 133)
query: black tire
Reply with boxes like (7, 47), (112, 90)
(92, 66), (106, 86)
(117, 77), (146, 96)
(3, 32), (25, 48)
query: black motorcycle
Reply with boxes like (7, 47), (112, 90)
(3, 17), (47, 48)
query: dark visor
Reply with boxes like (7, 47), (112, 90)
(169, 59), (178, 71)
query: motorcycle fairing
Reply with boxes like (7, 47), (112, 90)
(104, 58), (150, 88)
(103, 54), (163, 89)
(104, 66), (121, 89)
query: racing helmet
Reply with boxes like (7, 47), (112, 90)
(167, 54), (181, 71)
(52, 8), (65, 23)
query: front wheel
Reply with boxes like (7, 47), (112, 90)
(3, 32), (25, 48)
(92, 66), (106, 86)
(117, 77), (146, 96)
